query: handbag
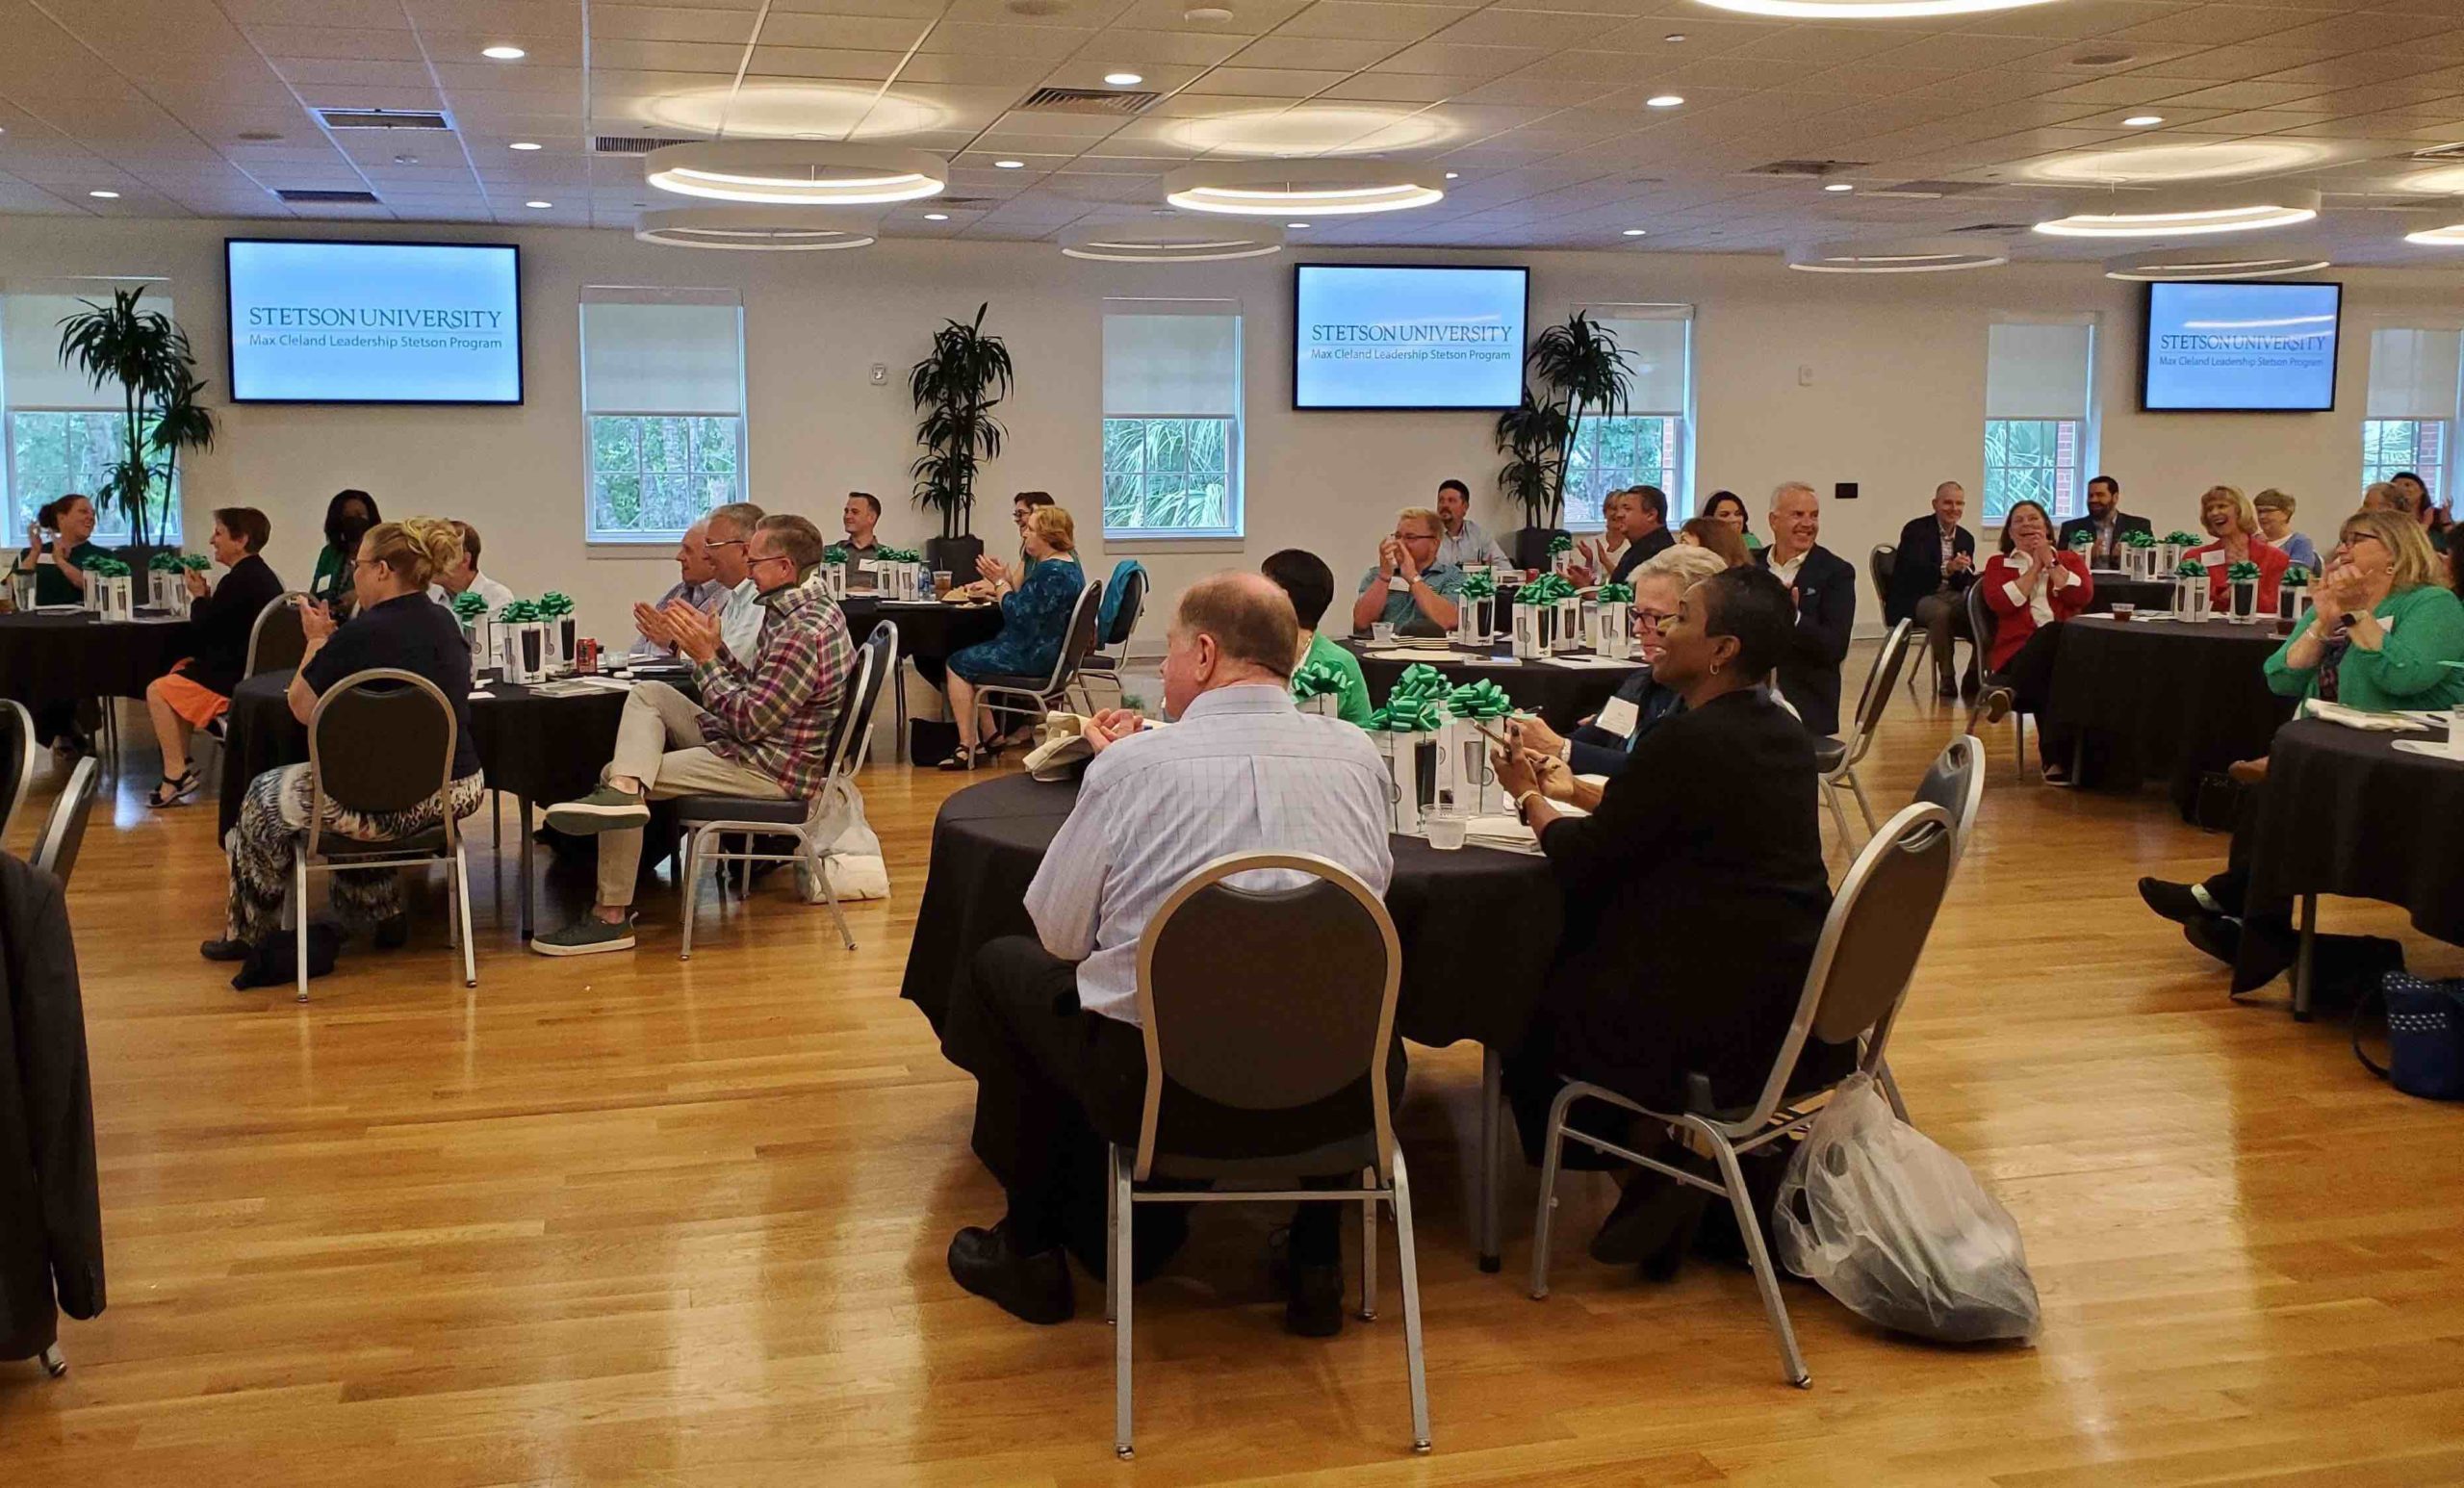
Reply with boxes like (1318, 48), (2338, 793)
(2354, 972), (2464, 1100)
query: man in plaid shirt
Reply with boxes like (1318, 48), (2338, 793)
(532, 513), (855, 957)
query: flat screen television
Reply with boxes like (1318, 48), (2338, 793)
(2140, 279), (2341, 413)
(1293, 264), (1527, 410)
(226, 239), (523, 404)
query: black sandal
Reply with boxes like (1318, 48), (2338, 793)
(148, 766), (200, 808)
(936, 746), (981, 772)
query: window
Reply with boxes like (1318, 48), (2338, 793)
(579, 291), (746, 543)
(1567, 306), (1691, 528)
(2364, 327), (2460, 503)
(2, 286), (183, 545)
(1983, 319), (2095, 524)
(1101, 302), (1242, 540)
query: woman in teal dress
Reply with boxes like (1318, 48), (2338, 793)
(939, 504), (1087, 769)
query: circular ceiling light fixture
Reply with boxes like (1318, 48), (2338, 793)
(1062, 219), (1285, 262)
(1690, 0), (2062, 16)
(644, 141), (946, 205)
(1167, 106), (1450, 158)
(2122, 115), (2164, 127)
(482, 44), (526, 60)
(2405, 223), (2464, 246)
(636, 206), (877, 250)
(2102, 248), (2330, 280)
(1187, 5), (1236, 19)
(2028, 141), (2325, 185)
(1104, 71), (1143, 86)
(1785, 237), (2008, 273)
(1164, 159), (1443, 216)
(2032, 184), (2320, 238)
(1646, 94), (1684, 108)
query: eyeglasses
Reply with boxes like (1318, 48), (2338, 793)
(747, 550), (794, 573)
(2335, 532), (2384, 551)
(706, 537), (748, 552)
(1635, 608), (1677, 629)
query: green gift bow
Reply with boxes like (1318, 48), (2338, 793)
(2279, 566), (2310, 589)
(2067, 530), (2095, 550)
(498, 599), (540, 624)
(1370, 698), (1443, 732)
(1445, 680), (1513, 721)
(823, 544), (850, 565)
(2173, 559), (2208, 578)
(180, 553), (212, 572)
(1595, 581), (1635, 603)
(1290, 659), (1347, 700)
(1517, 573), (1576, 604)
(2164, 530), (2202, 546)
(1547, 533), (1574, 554)
(2125, 529), (2158, 548)
(449, 589), (490, 621)
(1390, 662), (1450, 701)
(148, 552), (183, 572)
(876, 547), (922, 565)
(537, 591), (576, 619)
(85, 556), (131, 577)
(1459, 570), (1498, 600)
(2225, 560), (2263, 581)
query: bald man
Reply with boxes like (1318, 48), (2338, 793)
(1754, 482), (1856, 736)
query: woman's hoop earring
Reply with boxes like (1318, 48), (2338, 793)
(1710, 660), (1723, 676)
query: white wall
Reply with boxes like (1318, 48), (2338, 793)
(5, 215), (2460, 646)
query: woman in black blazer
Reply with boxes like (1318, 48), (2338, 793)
(141, 506), (286, 807)
(1493, 564), (1849, 1270)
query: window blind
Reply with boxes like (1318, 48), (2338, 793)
(2366, 327), (2462, 421)
(1986, 321), (2092, 420)
(1583, 306), (1691, 413)
(579, 292), (744, 416)
(2, 284), (177, 409)
(1102, 311), (1241, 418)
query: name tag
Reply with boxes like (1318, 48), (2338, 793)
(1596, 695), (1641, 739)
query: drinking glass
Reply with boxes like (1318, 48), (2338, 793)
(934, 570), (954, 599)
(1372, 622), (1396, 644)
(1425, 814), (1468, 851)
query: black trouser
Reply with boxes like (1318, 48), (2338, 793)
(947, 936), (1344, 1271)
(1990, 622), (2074, 770)
(2201, 787), (2299, 988)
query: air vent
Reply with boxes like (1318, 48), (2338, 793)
(276, 189), (383, 204)
(1869, 180), (1992, 199)
(2407, 141), (2464, 161)
(595, 134), (697, 156)
(1748, 159), (1867, 178)
(1947, 222), (2030, 235)
(1017, 86), (1160, 115)
(315, 108), (450, 131)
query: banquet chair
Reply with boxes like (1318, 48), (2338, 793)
(1866, 732), (1985, 1121)
(1077, 564), (1147, 709)
(1867, 546), (1922, 702)
(290, 668), (476, 1002)
(1528, 802), (1957, 1387)
(31, 756), (100, 886)
(1964, 582), (2033, 781)
(0, 698), (37, 845)
(1107, 851), (1428, 1460)
(193, 593), (312, 797)
(974, 577), (1105, 726)
(673, 621), (896, 961)
(1813, 619), (1918, 843)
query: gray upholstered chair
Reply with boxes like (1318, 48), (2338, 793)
(1076, 565), (1147, 709)
(1814, 618), (1919, 843)
(0, 698), (38, 846)
(1527, 802), (1958, 1388)
(973, 577), (1105, 724)
(31, 755), (100, 886)
(1108, 851), (1429, 1460)
(673, 621), (897, 960)
(292, 668), (475, 1002)
(1913, 733), (1986, 866)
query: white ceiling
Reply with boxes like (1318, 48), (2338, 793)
(5, 0), (2464, 264)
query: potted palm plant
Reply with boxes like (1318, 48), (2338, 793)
(910, 302), (1013, 578)
(56, 286), (215, 571)
(1493, 313), (1631, 571)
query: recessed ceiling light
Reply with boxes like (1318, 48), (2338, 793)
(925, 212), (950, 220)
(2034, 185), (2321, 238)
(1646, 94), (1684, 108)
(510, 141), (542, 151)
(1622, 228), (1648, 236)
(2122, 115), (2164, 127)
(1664, 33), (1686, 41)
(994, 159), (1026, 168)
(1696, 0), (2059, 14)
(1104, 71), (1143, 86)
(1186, 5), (1235, 19)
(482, 44), (526, 60)
(1824, 182), (1855, 192)
(645, 141), (949, 205)
(1445, 171), (1459, 179)
(1287, 221), (1310, 228)
(525, 199), (552, 208)
(88, 190), (119, 199)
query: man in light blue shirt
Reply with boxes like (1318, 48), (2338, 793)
(1433, 477), (1513, 571)
(697, 501), (768, 663)
(1350, 505), (1466, 634)
(942, 572), (1395, 1335)
(629, 519), (725, 658)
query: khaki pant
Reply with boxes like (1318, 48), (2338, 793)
(598, 681), (786, 909)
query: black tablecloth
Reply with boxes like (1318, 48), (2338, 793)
(840, 596), (1003, 665)
(0, 610), (192, 709)
(2046, 616), (2297, 817)
(2084, 574), (2177, 614)
(218, 667), (680, 835)
(899, 773), (1560, 1051)
(1342, 639), (1643, 731)
(2246, 718), (2464, 947)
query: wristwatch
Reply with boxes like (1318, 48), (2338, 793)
(1514, 788), (1543, 824)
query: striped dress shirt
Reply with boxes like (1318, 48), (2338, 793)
(1023, 683), (1395, 1025)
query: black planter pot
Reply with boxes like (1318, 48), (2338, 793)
(1510, 526), (1568, 573)
(925, 534), (986, 578)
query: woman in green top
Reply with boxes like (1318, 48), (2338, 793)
(310, 488), (381, 618)
(2263, 508), (2464, 713)
(1263, 548), (1375, 726)
(1702, 490), (1762, 552)
(11, 494), (102, 606)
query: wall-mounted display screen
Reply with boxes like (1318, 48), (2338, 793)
(2141, 279), (2341, 413)
(226, 239), (523, 404)
(1293, 264), (1527, 410)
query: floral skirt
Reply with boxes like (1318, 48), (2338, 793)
(223, 763), (487, 943)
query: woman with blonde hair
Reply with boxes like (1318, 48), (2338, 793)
(939, 503), (1087, 769)
(203, 517), (487, 965)
(2184, 483), (2291, 612)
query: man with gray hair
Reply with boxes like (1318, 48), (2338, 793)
(631, 518), (724, 659)
(700, 500), (769, 663)
(940, 571), (1394, 1337)
(1754, 481), (1856, 736)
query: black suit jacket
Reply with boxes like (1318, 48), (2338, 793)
(1608, 526), (1675, 586)
(1883, 516), (1975, 627)
(2056, 512), (2154, 566)
(0, 855), (102, 1362)
(183, 553), (287, 698)
(1756, 544), (1856, 737)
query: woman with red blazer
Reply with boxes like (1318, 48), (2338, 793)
(2183, 484), (2291, 613)
(1977, 500), (2095, 781)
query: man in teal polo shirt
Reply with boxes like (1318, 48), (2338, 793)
(1349, 505), (1464, 635)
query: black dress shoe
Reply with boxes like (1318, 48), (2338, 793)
(1590, 1171), (1698, 1267)
(372, 914), (410, 951)
(2139, 877), (2209, 928)
(948, 1223), (1073, 1324)
(1267, 1227), (1346, 1338)
(2183, 913), (2241, 969)
(199, 936), (251, 962)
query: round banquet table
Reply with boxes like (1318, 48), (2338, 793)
(0, 608), (192, 709)
(1341, 638), (1644, 731)
(899, 771), (1562, 1270)
(2245, 717), (2464, 1016)
(2084, 573), (2177, 614)
(2044, 615), (2297, 819)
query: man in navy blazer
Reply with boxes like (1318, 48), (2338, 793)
(1754, 482), (1856, 737)
(1884, 480), (1979, 698)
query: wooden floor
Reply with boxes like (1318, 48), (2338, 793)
(8, 652), (2464, 1487)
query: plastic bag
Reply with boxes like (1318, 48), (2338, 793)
(1773, 1073), (2040, 1344)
